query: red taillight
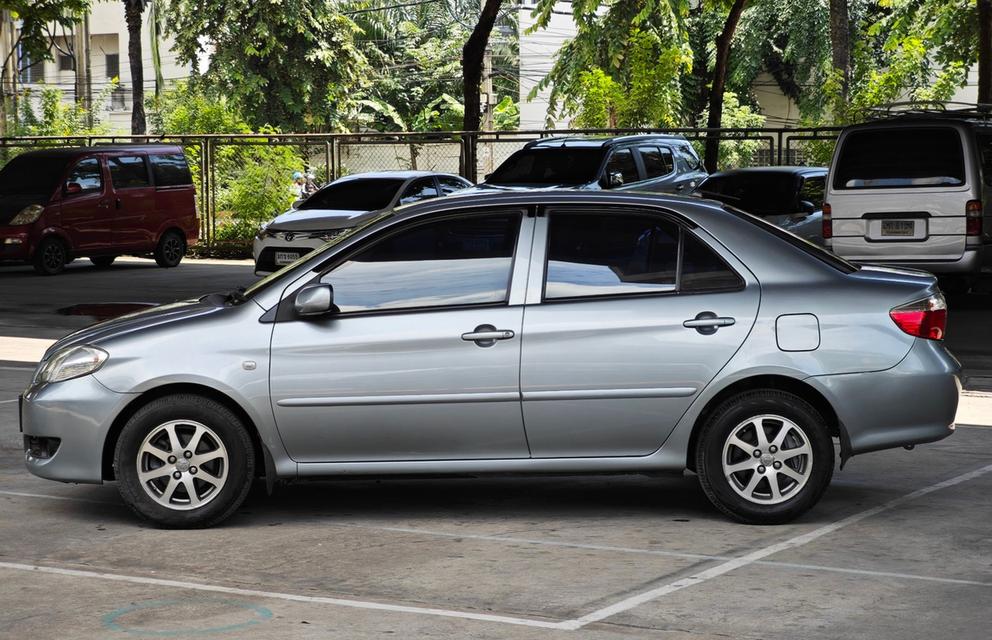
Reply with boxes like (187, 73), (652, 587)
(966, 200), (982, 236)
(822, 202), (833, 239)
(890, 294), (947, 340)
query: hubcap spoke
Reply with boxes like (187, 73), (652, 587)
(182, 477), (202, 507)
(752, 420), (770, 449)
(139, 468), (171, 484)
(779, 443), (812, 461)
(725, 459), (757, 475)
(727, 435), (754, 455)
(742, 471), (763, 498)
(778, 465), (806, 484)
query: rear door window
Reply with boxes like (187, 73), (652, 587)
(149, 153), (193, 186)
(833, 128), (965, 189)
(604, 149), (640, 186)
(638, 146), (675, 179)
(65, 157), (103, 193)
(108, 155), (151, 189)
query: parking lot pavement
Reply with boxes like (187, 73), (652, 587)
(0, 421), (989, 639)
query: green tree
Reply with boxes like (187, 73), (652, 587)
(163, 0), (368, 131)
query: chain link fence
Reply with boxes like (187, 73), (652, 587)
(0, 126), (842, 245)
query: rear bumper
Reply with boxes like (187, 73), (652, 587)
(252, 236), (323, 273)
(807, 339), (960, 456)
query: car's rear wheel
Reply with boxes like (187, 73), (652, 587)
(89, 255), (116, 268)
(154, 230), (186, 268)
(695, 390), (834, 524)
(32, 236), (68, 275)
(114, 395), (254, 528)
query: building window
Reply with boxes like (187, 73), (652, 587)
(58, 54), (75, 72)
(105, 54), (119, 79)
(18, 49), (46, 84)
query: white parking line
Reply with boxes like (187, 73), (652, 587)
(0, 490), (118, 505)
(0, 399), (19, 405)
(564, 462), (992, 629)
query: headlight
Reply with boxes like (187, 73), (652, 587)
(34, 345), (108, 384)
(256, 222), (271, 240)
(9, 204), (44, 226)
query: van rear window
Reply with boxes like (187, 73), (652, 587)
(150, 153), (193, 187)
(833, 127), (965, 189)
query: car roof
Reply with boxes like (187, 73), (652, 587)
(523, 134), (690, 150)
(706, 166), (827, 177)
(335, 170), (465, 181)
(17, 144), (185, 159)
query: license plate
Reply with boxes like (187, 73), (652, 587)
(881, 220), (915, 237)
(274, 251), (299, 265)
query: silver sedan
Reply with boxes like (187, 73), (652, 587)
(21, 191), (960, 528)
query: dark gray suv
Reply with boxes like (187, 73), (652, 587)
(478, 135), (708, 193)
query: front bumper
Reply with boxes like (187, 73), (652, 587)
(252, 235), (325, 273)
(0, 228), (31, 261)
(21, 375), (136, 484)
(808, 338), (960, 456)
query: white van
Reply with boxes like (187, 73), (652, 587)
(825, 115), (992, 288)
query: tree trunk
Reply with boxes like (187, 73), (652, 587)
(829, 0), (852, 102)
(703, 0), (748, 173)
(462, 0), (502, 132)
(979, 0), (992, 105)
(125, 1), (146, 135)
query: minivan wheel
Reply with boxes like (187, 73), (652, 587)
(695, 390), (834, 524)
(154, 230), (185, 268)
(32, 237), (68, 275)
(114, 395), (255, 528)
(89, 255), (116, 268)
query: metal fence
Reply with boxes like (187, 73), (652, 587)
(0, 126), (843, 244)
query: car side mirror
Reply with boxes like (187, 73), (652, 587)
(64, 182), (82, 195)
(799, 200), (817, 214)
(294, 283), (335, 317)
(602, 171), (624, 189)
(291, 198), (305, 209)
(483, 173), (493, 181)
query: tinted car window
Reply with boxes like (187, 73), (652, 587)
(678, 144), (703, 171)
(149, 153), (193, 186)
(321, 214), (520, 313)
(545, 213), (679, 299)
(438, 176), (470, 195)
(604, 149), (639, 186)
(798, 175), (825, 207)
(977, 134), (992, 186)
(66, 157), (103, 193)
(680, 232), (744, 291)
(0, 154), (70, 195)
(700, 172), (801, 216)
(108, 155), (150, 189)
(486, 148), (604, 186)
(639, 146), (675, 179)
(300, 178), (405, 211)
(834, 128), (965, 189)
(399, 178), (440, 205)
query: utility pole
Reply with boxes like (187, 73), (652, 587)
(83, 13), (93, 127)
(479, 0), (494, 174)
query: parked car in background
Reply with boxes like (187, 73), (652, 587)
(476, 135), (707, 193)
(826, 109), (992, 291)
(253, 170), (472, 273)
(22, 191), (959, 528)
(695, 167), (828, 245)
(0, 145), (197, 275)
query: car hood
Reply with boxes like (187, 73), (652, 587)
(0, 194), (48, 225)
(267, 208), (382, 232)
(42, 298), (231, 359)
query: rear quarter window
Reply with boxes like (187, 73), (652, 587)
(150, 153), (193, 187)
(833, 127), (965, 189)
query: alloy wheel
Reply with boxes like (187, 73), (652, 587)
(721, 414), (813, 505)
(136, 420), (229, 511)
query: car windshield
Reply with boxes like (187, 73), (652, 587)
(0, 154), (69, 195)
(486, 148), (604, 186)
(699, 173), (801, 216)
(298, 178), (405, 211)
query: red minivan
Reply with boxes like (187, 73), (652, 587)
(0, 145), (198, 275)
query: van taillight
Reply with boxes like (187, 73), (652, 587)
(822, 202), (833, 239)
(890, 294), (947, 340)
(966, 200), (982, 236)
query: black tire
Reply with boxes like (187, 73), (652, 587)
(695, 390), (834, 524)
(114, 394), (255, 528)
(154, 230), (186, 268)
(89, 255), (116, 268)
(32, 236), (68, 275)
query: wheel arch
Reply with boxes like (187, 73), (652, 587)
(686, 374), (850, 471)
(101, 382), (266, 481)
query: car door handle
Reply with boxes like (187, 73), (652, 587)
(115, 198), (122, 210)
(683, 312), (735, 335)
(461, 325), (515, 347)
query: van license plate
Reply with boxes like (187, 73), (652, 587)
(274, 251), (299, 265)
(881, 220), (915, 237)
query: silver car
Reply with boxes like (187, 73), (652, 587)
(21, 192), (960, 528)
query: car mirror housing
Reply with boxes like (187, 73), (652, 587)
(64, 182), (82, 195)
(602, 172), (624, 189)
(294, 284), (335, 317)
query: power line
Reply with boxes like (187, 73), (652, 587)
(344, 0), (442, 15)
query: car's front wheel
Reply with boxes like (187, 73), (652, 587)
(695, 390), (834, 524)
(32, 236), (68, 275)
(114, 395), (254, 528)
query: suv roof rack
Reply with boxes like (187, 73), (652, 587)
(867, 101), (992, 121)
